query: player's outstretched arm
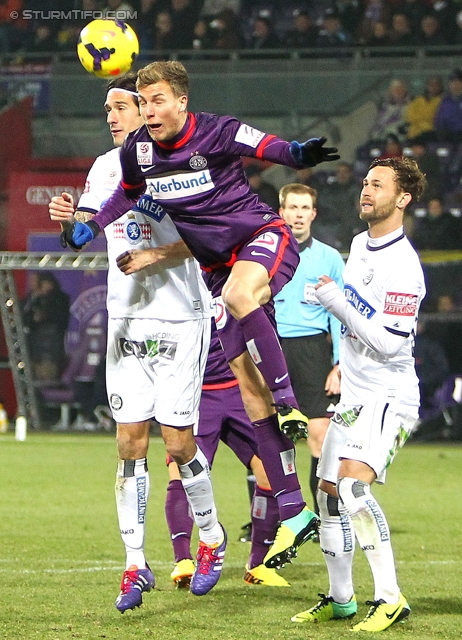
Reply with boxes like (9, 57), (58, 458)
(117, 241), (192, 275)
(290, 136), (340, 168)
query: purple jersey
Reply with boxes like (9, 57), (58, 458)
(93, 112), (298, 268)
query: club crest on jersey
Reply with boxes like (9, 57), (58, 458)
(363, 268), (374, 285)
(124, 218), (142, 244)
(248, 231), (279, 253)
(189, 153), (207, 170)
(110, 394), (123, 410)
(136, 142), (153, 165)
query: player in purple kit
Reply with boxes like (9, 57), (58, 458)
(63, 60), (340, 568)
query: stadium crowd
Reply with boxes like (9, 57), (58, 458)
(3, 0), (462, 55)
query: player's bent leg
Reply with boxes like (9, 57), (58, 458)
(115, 421), (154, 612)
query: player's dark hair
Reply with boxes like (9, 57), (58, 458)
(279, 182), (318, 207)
(369, 157), (427, 202)
(106, 71), (139, 105)
(137, 61), (189, 97)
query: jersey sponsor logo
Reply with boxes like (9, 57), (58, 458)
(146, 170), (214, 199)
(234, 123), (265, 148)
(344, 284), (376, 318)
(252, 495), (268, 519)
(384, 292), (418, 316)
(120, 337), (178, 361)
(136, 141), (153, 165)
(275, 373), (289, 384)
(250, 250), (270, 258)
(110, 394), (123, 410)
(133, 193), (166, 222)
(189, 153), (207, 170)
(140, 165), (156, 173)
(113, 222), (152, 240)
(212, 296), (227, 330)
(248, 231), (279, 253)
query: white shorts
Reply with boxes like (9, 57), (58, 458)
(318, 400), (419, 485)
(106, 316), (210, 427)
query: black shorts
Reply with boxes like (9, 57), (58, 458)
(281, 333), (339, 420)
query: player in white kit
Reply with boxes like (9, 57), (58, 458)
(291, 157), (427, 632)
(49, 73), (225, 610)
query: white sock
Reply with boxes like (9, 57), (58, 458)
(115, 458), (150, 570)
(178, 446), (221, 545)
(338, 477), (400, 603)
(318, 488), (355, 604)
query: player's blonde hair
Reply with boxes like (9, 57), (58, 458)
(136, 61), (189, 98)
(279, 183), (318, 208)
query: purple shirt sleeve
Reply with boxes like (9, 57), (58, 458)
(92, 181), (145, 231)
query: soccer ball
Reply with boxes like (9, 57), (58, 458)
(77, 19), (139, 78)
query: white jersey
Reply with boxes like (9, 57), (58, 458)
(77, 148), (211, 321)
(339, 227), (425, 406)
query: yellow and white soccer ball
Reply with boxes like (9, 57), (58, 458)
(77, 19), (139, 78)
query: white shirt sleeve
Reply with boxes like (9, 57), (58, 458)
(316, 280), (408, 358)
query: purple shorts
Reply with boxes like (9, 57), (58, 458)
(195, 383), (258, 468)
(205, 222), (299, 361)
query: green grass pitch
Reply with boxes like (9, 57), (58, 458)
(0, 433), (461, 639)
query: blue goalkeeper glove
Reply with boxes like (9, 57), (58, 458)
(60, 220), (100, 250)
(289, 136), (340, 168)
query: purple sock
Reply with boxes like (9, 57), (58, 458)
(165, 479), (193, 563)
(252, 413), (305, 521)
(248, 485), (280, 568)
(239, 307), (296, 405)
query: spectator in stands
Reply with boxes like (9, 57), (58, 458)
(387, 12), (418, 46)
(412, 197), (462, 251)
(434, 68), (462, 142)
(316, 8), (353, 48)
(405, 75), (444, 142)
(0, 0), (25, 53)
(397, 0), (429, 33)
(315, 161), (365, 250)
(361, 20), (390, 48)
(152, 11), (176, 51)
(282, 10), (317, 49)
(453, 10), (462, 46)
(247, 15), (281, 49)
(409, 136), (441, 201)
(333, 0), (363, 37)
(23, 22), (57, 55)
(208, 8), (244, 50)
(414, 320), (450, 414)
(192, 18), (216, 50)
(356, 0), (392, 46)
(369, 78), (410, 143)
(136, 0), (167, 53)
(379, 133), (403, 159)
(174, 0), (202, 49)
(22, 272), (70, 383)
(245, 164), (279, 213)
(417, 13), (446, 47)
